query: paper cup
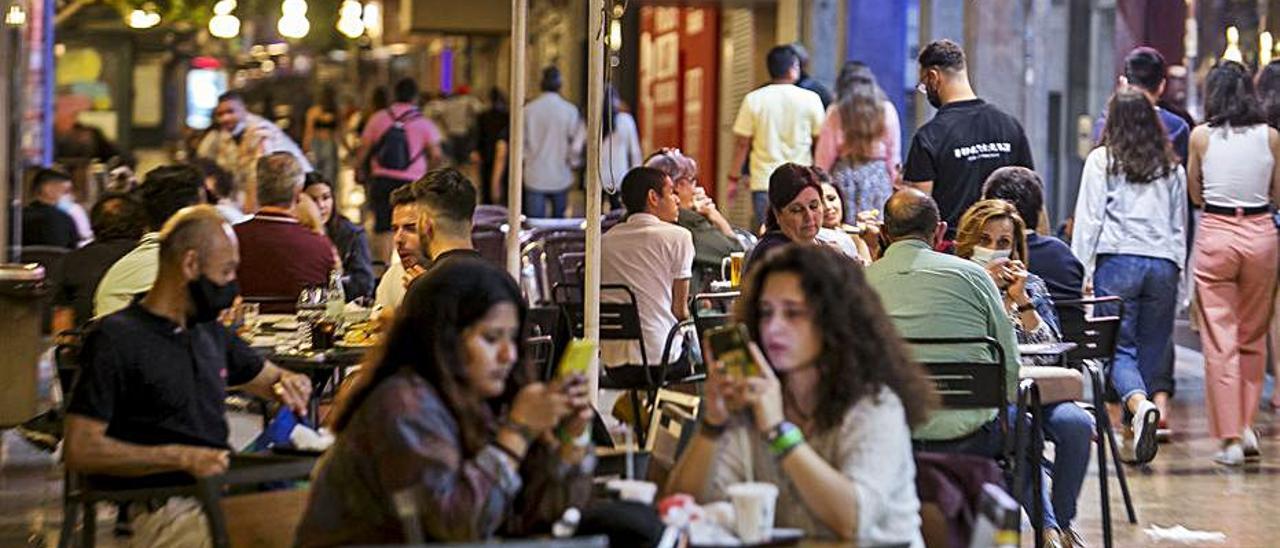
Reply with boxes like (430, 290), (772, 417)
(727, 482), (778, 543)
(606, 479), (658, 505)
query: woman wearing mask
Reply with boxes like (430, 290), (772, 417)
(1187, 61), (1280, 466)
(303, 173), (375, 301)
(296, 259), (594, 545)
(666, 245), (933, 545)
(814, 61), (901, 219)
(1072, 88), (1186, 466)
(955, 199), (1094, 547)
(745, 164), (861, 272)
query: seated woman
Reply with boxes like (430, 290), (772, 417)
(745, 164), (860, 272)
(954, 199), (1094, 546)
(666, 245), (934, 546)
(304, 173), (375, 301)
(295, 259), (594, 546)
(814, 171), (872, 264)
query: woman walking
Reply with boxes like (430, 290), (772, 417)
(1187, 61), (1280, 466)
(1072, 88), (1187, 465)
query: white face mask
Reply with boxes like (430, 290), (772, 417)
(970, 246), (1012, 266)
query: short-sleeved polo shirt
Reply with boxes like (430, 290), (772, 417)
(600, 213), (696, 367)
(68, 301), (265, 449)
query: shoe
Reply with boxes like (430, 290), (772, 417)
(1062, 526), (1088, 548)
(1156, 419), (1173, 443)
(1130, 400), (1160, 464)
(1042, 527), (1065, 548)
(1213, 441), (1245, 466)
(1242, 428), (1262, 461)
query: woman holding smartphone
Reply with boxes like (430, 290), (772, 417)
(665, 245), (934, 546)
(296, 259), (594, 546)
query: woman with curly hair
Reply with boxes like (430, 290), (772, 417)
(665, 245), (934, 546)
(1187, 61), (1280, 466)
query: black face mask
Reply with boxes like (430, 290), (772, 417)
(188, 276), (239, 324)
(925, 84), (943, 110)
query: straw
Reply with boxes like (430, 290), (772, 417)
(624, 426), (634, 480)
(740, 426), (754, 483)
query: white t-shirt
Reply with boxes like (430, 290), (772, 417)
(732, 84), (826, 191)
(1201, 124), (1274, 208)
(816, 227), (862, 260)
(600, 213), (695, 367)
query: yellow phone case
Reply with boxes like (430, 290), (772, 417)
(557, 338), (597, 378)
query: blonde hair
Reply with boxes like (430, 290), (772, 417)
(954, 199), (1028, 265)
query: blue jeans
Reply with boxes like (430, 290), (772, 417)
(752, 191), (769, 230)
(914, 408), (1059, 529)
(1093, 254), (1179, 408)
(524, 190), (568, 218)
(1042, 402), (1094, 526)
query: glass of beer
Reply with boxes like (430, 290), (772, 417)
(729, 252), (745, 287)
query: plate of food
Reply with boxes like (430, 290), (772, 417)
(338, 322), (378, 348)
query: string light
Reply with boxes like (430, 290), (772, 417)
(363, 1), (382, 40)
(4, 1), (26, 27)
(1262, 32), (1273, 66)
(278, 0), (310, 39)
(209, 0), (240, 39)
(336, 0), (364, 39)
(127, 4), (161, 29)
(1223, 26), (1243, 63)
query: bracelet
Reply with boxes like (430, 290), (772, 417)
(699, 420), (728, 438)
(502, 418), (538, 444)
(764, 421), (805, 458)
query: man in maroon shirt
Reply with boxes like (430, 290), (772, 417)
(234, 152), (336, 311)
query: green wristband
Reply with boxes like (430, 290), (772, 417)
(766, 422), (805, 458)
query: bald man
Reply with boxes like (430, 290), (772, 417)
(65, 205), (311, 545)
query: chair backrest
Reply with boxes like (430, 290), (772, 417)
(691, 291), (738, 340)
(968, 483), (1021, 548)
(904, 337), (1007, 410)
(471, 229), (506, 268)
(543, 233), (586, 289)
(1054, 296), (1122, 362)
(645, 389), (699, 469)
(524, 335), (556, 381)
(559, 251), (585, 285)
(554, 283), (647, 364)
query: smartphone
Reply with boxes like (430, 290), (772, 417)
(706, 323), (761, 378)
(557, 338), (597, 379)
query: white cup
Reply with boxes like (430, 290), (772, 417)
(727, 482), (778, 544)
(606, 479), (658, 505)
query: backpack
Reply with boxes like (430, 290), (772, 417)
(371, 108), (425, 171)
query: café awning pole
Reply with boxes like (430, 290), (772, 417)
(584, 0), (605, 405)
(505, 0), (527, 278)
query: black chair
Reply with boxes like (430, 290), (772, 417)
(905, 336), (1045, 548)
(525, 335), (556, 381)
(59, 455), (315, 548)
(1054, 296), (1136, 548)
(969, 483), (1022, 548)
(472, 228), (507, 268)
(472, 204), (510, 228)
(554, 283), (698, 445)
(691, 291), (739, 342)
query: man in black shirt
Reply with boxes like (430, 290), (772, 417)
(904, 39), (1034, 240)
(64, 205), (312, 543)
(411, 168), (482, 267)
(790, 43), (835, 108)
(52, 193), (148, 333)
(21, 168), (79, 249)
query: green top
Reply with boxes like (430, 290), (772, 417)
(865, 239), (1022, 441)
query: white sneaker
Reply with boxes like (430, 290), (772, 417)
(1242, 428), (1261, 461)
(1214, 441), (1245, 466)
(1130, 400), (1160, 464)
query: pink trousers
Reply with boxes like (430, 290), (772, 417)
(1193, 213), (1279, 440)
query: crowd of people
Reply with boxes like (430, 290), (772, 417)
(15, 30), (1280, 548)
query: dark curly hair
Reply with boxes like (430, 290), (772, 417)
(1256, 60), (1280, 130)
(735, 245), (936, 433)
(329, 259), (531, 458)
(1100, 89), (1178, 183)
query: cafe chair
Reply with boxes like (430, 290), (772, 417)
(554, 283), (699, 446)
(644, 389), (700, 472)
(471, 228), (507, 269)
(904, 336), (1046, 548)
(58, 454), (315, 548)
(472, 204), (510, 228)
(1053, 296), (1136, 548)
(969, 483), (1021, 548)
(691, 291), (739, 342)
(525, 335), (556, 381)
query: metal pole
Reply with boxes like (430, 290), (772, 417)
(506, 0), (527, 278)
(585, 0), (605, 406)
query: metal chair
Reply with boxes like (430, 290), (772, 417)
(905, 336), (1045, 548)
(1054, 296), (1136, 548)
(59, 455), (315, 548)
(471, 228), (506, 268)
(554, 283), (697, 445)
(525, 335), (556, 381)
(969, 483), (1022, 548)
(691, 291), (739, 342)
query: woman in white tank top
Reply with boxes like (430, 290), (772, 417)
(1187, 61), (1280, 466)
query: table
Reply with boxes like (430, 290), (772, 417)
(1017, 342), (1078, 367)
(257, 346), (369, 420)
